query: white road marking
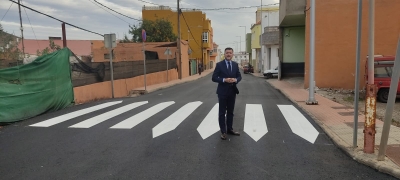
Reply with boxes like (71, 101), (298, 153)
(277, 105), (319, 144)
(68, 101), (148, 128)
(29, 101), (123, 127)
(244, 104), (268, 142)
(110, 101), (175, 129)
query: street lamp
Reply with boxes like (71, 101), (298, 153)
(236, 36), (241, 52)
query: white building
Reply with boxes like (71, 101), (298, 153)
(258, 7), (280, 72)
(232, 52), (249, 65)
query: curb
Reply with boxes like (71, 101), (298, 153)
(136, 70), (214, 94)
(267, 80), (400, 179)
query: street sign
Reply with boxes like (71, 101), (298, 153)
(142, 29), (146, 42)
(164, 47), (171, 55)
(104, 34), (116, 48)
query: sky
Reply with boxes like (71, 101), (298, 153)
(0, 0), (279, 52)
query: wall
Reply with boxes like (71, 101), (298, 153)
(304, 0), (400, 89)
(180, 41), (190, 78)
(282, 26), (305, 77)
(264, 45), (279, 70)
(92, 42), (176, 62)
(251, 24), (261, 49)
(73, 69), (178, 104)
(142, 8), (211, 62)
(279, 0), (307, 26)
(262, 10), (280, 27)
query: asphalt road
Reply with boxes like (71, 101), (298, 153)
(0, 71), (396, 180)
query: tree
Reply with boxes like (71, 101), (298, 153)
(0, 23), (21, 61)
(36, 39), (61, 56)
(124, 19), (177, 43)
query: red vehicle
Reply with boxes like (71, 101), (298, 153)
(365, 55), (400, 103)
(243, 64), (254, 74)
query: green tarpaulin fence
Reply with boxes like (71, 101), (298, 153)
(0, 48), (74, 123)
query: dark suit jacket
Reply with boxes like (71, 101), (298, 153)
(212, 60), (242, 95)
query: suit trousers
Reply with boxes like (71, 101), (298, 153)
(218, 86), (236, 134)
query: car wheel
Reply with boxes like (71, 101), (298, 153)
(265, 73), (273, 79)
(377, 88), (389, 103)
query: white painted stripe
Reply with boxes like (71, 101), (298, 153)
(197, 103), (220, 140)
(69, 101), (148, 128)
(153, 101), (202, 138)
(110, 101), (175, 129)
(29, 101), (123, 127)
(244, 104), (268, 142)
(277, 105), (319, 144)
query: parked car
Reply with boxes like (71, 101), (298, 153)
(263, 66), (278, 79)
(365, 55), (400, 103)
(243, 64), (254, 74)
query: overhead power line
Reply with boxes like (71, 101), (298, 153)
(1, 3), (13, 22)
(181, 3), (279, 11)
(89, 0), (131, 25)
(138, 0), (165, 7)
(94, 0), (142, 21)
(9, 0), (104, 37)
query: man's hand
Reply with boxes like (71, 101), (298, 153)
(225, 78), (237, 83)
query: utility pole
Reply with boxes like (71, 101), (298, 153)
(353, 0), (363, 148)
(378, 37), (400, 160)
(177, 0), (182, 79)
(260, 0), (263, 73)
(18, 0), (25, 60)
(306, 0), (318, 105)
(364, 0), (376, 154)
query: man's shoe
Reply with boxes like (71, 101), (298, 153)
(221, 133), (227, 140)
(227, 130), (240, 136)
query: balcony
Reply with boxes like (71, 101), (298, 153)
(261, 26), (279, 45)
(279, 0), (306, 27)
(202, 42), (210, 48)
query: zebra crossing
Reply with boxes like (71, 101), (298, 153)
(29, 100), (320, 144)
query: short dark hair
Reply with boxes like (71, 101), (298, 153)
(224, 47), (233, 52)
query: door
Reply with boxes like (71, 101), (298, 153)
(268, 48), (271, 70)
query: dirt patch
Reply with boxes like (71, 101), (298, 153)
(315, 88), (400, 127)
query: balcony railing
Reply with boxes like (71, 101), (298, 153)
(262, 26), (279, 45)
(142, 6), (172, 10)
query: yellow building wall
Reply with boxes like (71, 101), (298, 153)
(142, 8), (212, 67)
(251, 24), (261, 49)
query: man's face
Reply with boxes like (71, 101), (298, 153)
(224, 49), (233, 60)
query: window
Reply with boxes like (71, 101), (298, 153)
(202, 32), (208, 42)
(374, 66), (393, 78)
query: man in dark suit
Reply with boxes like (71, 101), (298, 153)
(212, 47), (242, 140)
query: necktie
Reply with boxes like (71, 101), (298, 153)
(228, 61), (232, 73)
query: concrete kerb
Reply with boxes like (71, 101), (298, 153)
(130, 70), (214, 96)
(266, 79), (400, 179)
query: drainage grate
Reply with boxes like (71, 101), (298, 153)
(338, 112), (354, 116)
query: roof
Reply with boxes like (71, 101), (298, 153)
(17, 39), (92, 56)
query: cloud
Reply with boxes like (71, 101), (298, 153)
(1, 0), (280, 48)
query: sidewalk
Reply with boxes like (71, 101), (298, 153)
(258, 74), (400, 178)
(131, 68), (215, 94)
